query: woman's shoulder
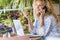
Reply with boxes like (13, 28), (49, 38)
(45, 15), (56, 20)
(44, 15), (57, 24)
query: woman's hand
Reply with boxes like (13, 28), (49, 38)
(23, 11), (30, 19)
(39, 9), (45, 18)
(39, 9), (45, 27)
(23, 11), (34, 30)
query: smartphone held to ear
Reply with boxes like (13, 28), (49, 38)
(38, 6), (48, 14)
(43, 6), (48, 13)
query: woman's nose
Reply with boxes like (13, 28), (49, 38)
(38, 6), (42, 11)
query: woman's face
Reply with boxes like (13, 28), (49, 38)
(35, 1), (45, 15)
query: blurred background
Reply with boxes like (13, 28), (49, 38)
(0, 0), (60, 34)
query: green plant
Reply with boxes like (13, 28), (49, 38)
(0, 0), (59, 34)
(52, 0), (60, 3)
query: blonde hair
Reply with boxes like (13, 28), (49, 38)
(33, 0), (58, 21)
(33, 0), (44, 19)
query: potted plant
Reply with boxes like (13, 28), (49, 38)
(0, 22), (12, 37)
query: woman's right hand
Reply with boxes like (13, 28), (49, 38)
(23, 11), (33, 30)
(23, 11), (30, 19)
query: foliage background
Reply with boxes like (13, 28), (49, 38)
(0, 0), (60, 33)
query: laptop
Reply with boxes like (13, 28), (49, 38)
(13, 20), (24, 36)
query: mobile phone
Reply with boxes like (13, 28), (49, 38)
(43, 6), (48, 13)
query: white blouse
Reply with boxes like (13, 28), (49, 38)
(31, 15), (60, 40)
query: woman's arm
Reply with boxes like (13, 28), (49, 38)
(27, 18), (34, 30)
(39, 16), (44, 27)
(23, 12), (34, 30)
(39, 9), (45, 27)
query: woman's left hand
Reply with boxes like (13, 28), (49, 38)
(39, 9), (45, 27)
(39, 9), (45, 18)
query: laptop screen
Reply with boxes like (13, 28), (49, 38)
(13, 20), (24, 36)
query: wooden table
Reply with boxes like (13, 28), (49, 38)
(0, 34), (41, 40)
(0, 35), (29, 40)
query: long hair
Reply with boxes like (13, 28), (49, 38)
(33, 0), (43, 19)
(33, 0), (58, 21)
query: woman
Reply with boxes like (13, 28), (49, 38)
(23, 0), (60, 40)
